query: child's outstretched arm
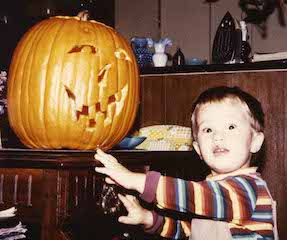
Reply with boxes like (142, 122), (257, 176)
(94, 149), (146, 194)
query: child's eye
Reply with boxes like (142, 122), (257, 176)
(203, 128), (212, 133)
(228, 124), (236, 130)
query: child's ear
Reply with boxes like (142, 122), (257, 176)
(192, 141), (202, 159)
(251, 132), (265, 153)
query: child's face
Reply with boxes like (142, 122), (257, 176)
(192, 99), (264, 175)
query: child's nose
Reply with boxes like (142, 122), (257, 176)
(213, 130), (224, 141)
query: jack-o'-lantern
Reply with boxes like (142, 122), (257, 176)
(7, 11), (140, 150)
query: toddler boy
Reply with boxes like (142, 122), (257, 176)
(95, 86), (278, 240)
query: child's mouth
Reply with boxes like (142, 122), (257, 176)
(213, 147), (229, 155)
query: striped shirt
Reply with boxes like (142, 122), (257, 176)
(141, 167), (275, 239)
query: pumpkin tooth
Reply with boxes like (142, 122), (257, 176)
(115, 92), (121, 101)
(79, 114), (88, 129)
(100, 98), (108, 112)
(88, 105), (96, 119)
(107, 102), (116, 120)
(75, 101), (83, 112)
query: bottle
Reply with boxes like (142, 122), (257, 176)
(172, 48), (185, 66)
(240, 21), (251, 63)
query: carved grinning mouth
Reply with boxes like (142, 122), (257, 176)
(64, 82), (128, 131)
(62, 44), (130, 131)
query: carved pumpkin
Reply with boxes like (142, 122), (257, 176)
(7, 11), (140, 150)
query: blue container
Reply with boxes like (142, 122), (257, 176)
(131, 38), (153, 68)
(117, 136), (146, 149)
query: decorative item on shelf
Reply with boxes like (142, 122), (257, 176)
(240, 20), (251, 63)
(130, 37), (153, 68)
(7, 10), (140, 150)
(172, 47), (185, 66)
(212, 12), (236, 64)
(0, 71), (7, 149)
(148, 38), (172, 67)
(136, 125), (192, 151)
(186, 58), (207, 66)
(234, 20), (243, 64)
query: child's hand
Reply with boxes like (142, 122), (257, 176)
(95, 149), (146, 193)
(118, 194), (153, 229)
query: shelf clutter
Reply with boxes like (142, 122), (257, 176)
(0, 207), (27, 239)
(252, 51), (287, 62)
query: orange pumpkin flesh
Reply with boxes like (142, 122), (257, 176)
(7, 12), (140, 150)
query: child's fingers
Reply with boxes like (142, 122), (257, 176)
(118, 194), (133, 210)
(118, 216), (131, 224)
(95, 167), (114, 177)
(94, 152), (118, 168)
(96, 149), (118, 163)
(105, 177), (116, 185)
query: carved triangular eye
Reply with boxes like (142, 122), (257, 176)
(115, 48), (132, 62)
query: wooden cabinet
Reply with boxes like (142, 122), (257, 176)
(0, 149), (208, 239)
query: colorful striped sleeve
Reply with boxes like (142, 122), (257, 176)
(158, 216), (191, 239)
(154, 175), (258, 222)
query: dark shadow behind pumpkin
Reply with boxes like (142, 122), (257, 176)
(1, 113), (28, 149)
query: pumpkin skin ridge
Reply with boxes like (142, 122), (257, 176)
(52, 18), (81, 149)
(101, 30), (139, 148)
(8, 15), (140, 150)
(7, 22), (45, 148)
(7, 20), (48, 148)
(9, 19), (55, 148)
(35, 19), (69, 149)
(40, 19), (72, 149)
(29, 19), (66, 149)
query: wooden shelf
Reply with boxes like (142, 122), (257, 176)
(140, 59), (287, 75)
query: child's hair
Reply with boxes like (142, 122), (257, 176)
(191, 86), (265, 139)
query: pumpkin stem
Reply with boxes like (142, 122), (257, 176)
(77, 10), (89, 21)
